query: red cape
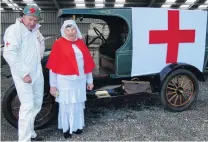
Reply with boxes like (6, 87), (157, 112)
(46, 37), (95, 75)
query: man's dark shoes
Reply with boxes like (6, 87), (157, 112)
(73, 129), (83, 134)
(64, 130), (72, 139)
(31, 136), (44, 141)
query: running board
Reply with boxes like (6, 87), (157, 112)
(86, 84), (155, 99)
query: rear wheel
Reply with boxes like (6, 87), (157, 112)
(2, 85), (57, 130)
(160, 69), (199, 112)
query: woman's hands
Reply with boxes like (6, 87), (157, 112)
(50, 86), (57, 97)
(50, 83), (94, 97)
(87, 83), (94, 90)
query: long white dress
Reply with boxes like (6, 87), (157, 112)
(49, 44), (93, 134)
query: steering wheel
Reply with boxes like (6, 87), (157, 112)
(93, 27), (107, 43)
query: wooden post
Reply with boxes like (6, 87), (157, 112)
(72, 15), (76, 20)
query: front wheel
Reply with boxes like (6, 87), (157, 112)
(2, 84), (58, 130)
(160, 69), (199, 112)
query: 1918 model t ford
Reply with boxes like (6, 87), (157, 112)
(3, 7), (208, 130)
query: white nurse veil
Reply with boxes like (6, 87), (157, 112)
(60, 20), (83, 40)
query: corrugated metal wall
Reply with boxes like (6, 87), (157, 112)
(1, 12), (105, 47)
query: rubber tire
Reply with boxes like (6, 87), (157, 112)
(160, 69), (199, 112)
(2, 84), (58, 130)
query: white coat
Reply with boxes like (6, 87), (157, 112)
(3, 18), (45, 142)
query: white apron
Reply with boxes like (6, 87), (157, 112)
(49, 44), (93, 134)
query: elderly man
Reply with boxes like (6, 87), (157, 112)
(3, 5), (45, 141)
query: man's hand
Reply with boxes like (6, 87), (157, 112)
(50, 87), (57, 97)
(23, 74), (32, 83)
(87, 83), (94, 90)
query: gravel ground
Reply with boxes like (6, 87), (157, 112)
(1, 64), (208, 141)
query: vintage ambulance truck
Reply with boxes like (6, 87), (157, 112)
(2, 7), (208, 130)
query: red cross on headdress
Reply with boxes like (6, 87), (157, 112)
(29, 8), (36, 14)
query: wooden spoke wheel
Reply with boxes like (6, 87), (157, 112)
(166, 75), (194, 107)
(11, 93), (54, 125)
(3, 85), (57, 130)
(161, 69), (199, 112)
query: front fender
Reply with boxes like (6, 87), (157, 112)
(160, 63), (205, 84)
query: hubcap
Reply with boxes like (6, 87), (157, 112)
(176, 87), (184, 95)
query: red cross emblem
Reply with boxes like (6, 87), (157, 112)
(6, 41), (10, 47)
(29, 8), (36, 14)
(149, 10), (195, 64)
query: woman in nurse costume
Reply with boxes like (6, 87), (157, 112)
(46, 20), (95, 139)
